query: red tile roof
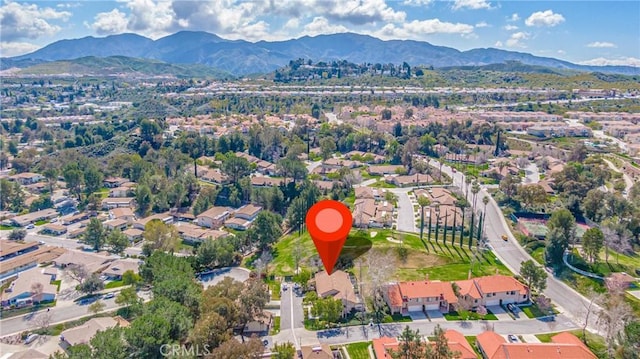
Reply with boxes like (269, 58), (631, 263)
(442, 329), (477, 359)
(475, 275), (528, 295)
(373, 337), (399, 359)
(397, 281), (458, 303)
(477, 331), (597, 359)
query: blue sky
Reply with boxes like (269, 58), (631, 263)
(1, 0), (639, 66)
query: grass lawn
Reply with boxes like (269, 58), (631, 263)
(0, 225), (13, 230)
(465, 337), (482, 357)
(270, 316), (280, 335)
(520, 303), (557, 318)
(34, 219), (48, 226)
(269, 229), (511, 281)
(369, 180), (397, 188)
(536, 330), (607, 358)
(105, 280), (125, 289)
(266, 279), (281, 301)
(345, 342), (371, 359)
(51, 280), (62, 292)
(529, 247), (545, 264)
(444, 310), (498, 321)
(391, 313), (413, 322)
(0, 301), (57, 319)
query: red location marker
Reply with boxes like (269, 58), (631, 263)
(306, 200), (352, 275)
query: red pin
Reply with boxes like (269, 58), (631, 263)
(306, 200), (353, 275)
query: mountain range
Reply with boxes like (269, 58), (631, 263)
(3, 31), (639, 76)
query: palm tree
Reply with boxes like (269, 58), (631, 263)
(471, 181), (481, 211)
(417, 195), (431, 243)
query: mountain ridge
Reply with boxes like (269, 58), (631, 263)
(4, 31), (639, 76)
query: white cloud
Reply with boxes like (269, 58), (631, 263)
(494, 41), (503, 47)
(283, 18), (299, 30)
(376, 19), (474, 39)
(525, 10), (565, 27)
(263, 0), (405, 25)
(578, 57), (640, 67)
(557, 50), (565, 54)
(503, 24), (518, 31)
(0, 41), (40, 56)
(508, 13), (519, 22)
(86, 9), (128, 35)
(587, 41), (617, 48)
(0, 1), (71, 41)
(475, 21), (489, 28)
(505, 31), (529, 47)
(403, 0), (432, 6)
(302, 17), (349, 36)
(452, 0), (492, 10)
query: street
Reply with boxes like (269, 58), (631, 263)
(388, 188), (416, 233)
(273, 282), (304, 348)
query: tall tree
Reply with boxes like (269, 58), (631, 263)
(581, 227), (604, 263)
(143, 220), (181, 253)
(221, 153), (251, 183)
(247, 211), (283, 251)
(84, 218), (105, 251)
(547, 208), (577, 248)
(417, 195), (431, 243)
(520, 259), (547, 293)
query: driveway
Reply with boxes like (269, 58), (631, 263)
(426, 310), (445, 322)
(522, 163), (540, 184)
(197, 267), (251, 288)
(388, 188), (417, 233)
(488, 306), (513, 321)
(407, 311), (427, 320)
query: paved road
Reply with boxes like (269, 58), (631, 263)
(197, 267), (251, 288)
(274, 283), (304, 348)
(306, 160), (322, 174)
(288, 315), (576, 346)
(425, 158), (603, 334)
(522, 163), (540, 184)
(593, 130), (628, 153)
(603, 158), (633, 198)
(388, 188), (417, 233)
(0, 290), (151, 337)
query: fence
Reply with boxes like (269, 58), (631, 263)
(562, 251), (603, 280)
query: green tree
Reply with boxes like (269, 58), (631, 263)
(83, 165), (104, 194)
(122, 270), (142, 286)
(135, 184), (152, 216)
(88, 300), (106, 314)
(517, 184), (548, 209)
(519, 259), (547, 293)
(106, 229), (129, 254)
(547, 208), (577, 247)
(115, 286), (142, 318)
(125, 313), (172, 358)
(84, 218), (105, 251)
(319, 137), (337, 160)
(63, 165), (84, 200)
(581, 227), (604, 263)
(89, 327), (128, 359)
(417, 195), (431, 243)
(545, 228), (569, 267)
(247, 211), (283, 250)
(272, 342), (296, 359)
(392, 325), (424, 359)
(143, 220), (181, 253)
(221, 153), (251, 183)
(292, 268), (312, 291)
(79, 273), (104, 295)
(8, 229), (26, 241)
(286, 197), (307, 234)
(311, 296), (343, 325)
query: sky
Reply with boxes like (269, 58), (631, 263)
(1, 0), (639, 66)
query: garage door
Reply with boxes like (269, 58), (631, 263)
(408, 305), (422, 312)
(425, 303), (439, 311)
(485, 300), (500, 306)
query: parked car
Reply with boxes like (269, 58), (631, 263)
(24, 333), (39, 344)
(507, 334), (518, 343)
(26, 224), (35, 229)
(104, 292), (115, 299)
(501, 234), (508, 241)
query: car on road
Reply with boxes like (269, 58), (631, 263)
(501, 234), (508, 241)
(104, 292), (115, 299)
(281, 284), (287, 291)
(26, 224), (35, 229)
(507, 334), (518, 343)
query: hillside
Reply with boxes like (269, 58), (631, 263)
(4, 56), (232, 79)
(4, 31), (639, 76)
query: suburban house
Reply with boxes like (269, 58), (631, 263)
(53, 250), (115, 273)
(7, 208), (58, 227)
(198, 167), (229, 185)
(243, 311), (273, 336)
(0, 241), (66, 281)
(386, 174), (433, 187)
(175, 223), (228, 243)
(9, 172), (43, 185)
(455, 275), (529, 307)
(476, 331), (596, 359)
(345, 151), (385, 164)
(368, 165), (405, 176)
(60, 316), (130, 347)
(101, 197), (136, 210)
(103, 177), (129, 188)
(123, 228), (144, 242)
(225, 204), (262, 231)
(322, 158), (363, 169)
(40, 223), (67, 236)
(196, 206), (231, 229)
(373, 329), (476, 359)
(256, 160), (277, 176)
(62, 212), (90, 225)
(385, 280), (458, 314)
(300, 344), (335, 359)
(251, 176), (289, 187)
(352, 198), (394, 228)
(314, 270), (362, 316)
(103, 219), (128, 231)
(132, 212), (174, 231)
(109, 208), (136, 223)
(1, 267), (57, 308)
(108, 186), (132, 198)
(101, 258), (141, 280)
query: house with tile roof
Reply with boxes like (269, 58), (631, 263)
(476, 331), (596, 359)
(384, 280), (458, 314)
(314, 270), (362, 316)
(373, 329), (476, 359)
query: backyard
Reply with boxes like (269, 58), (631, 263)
(345, 342), (370, 359)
